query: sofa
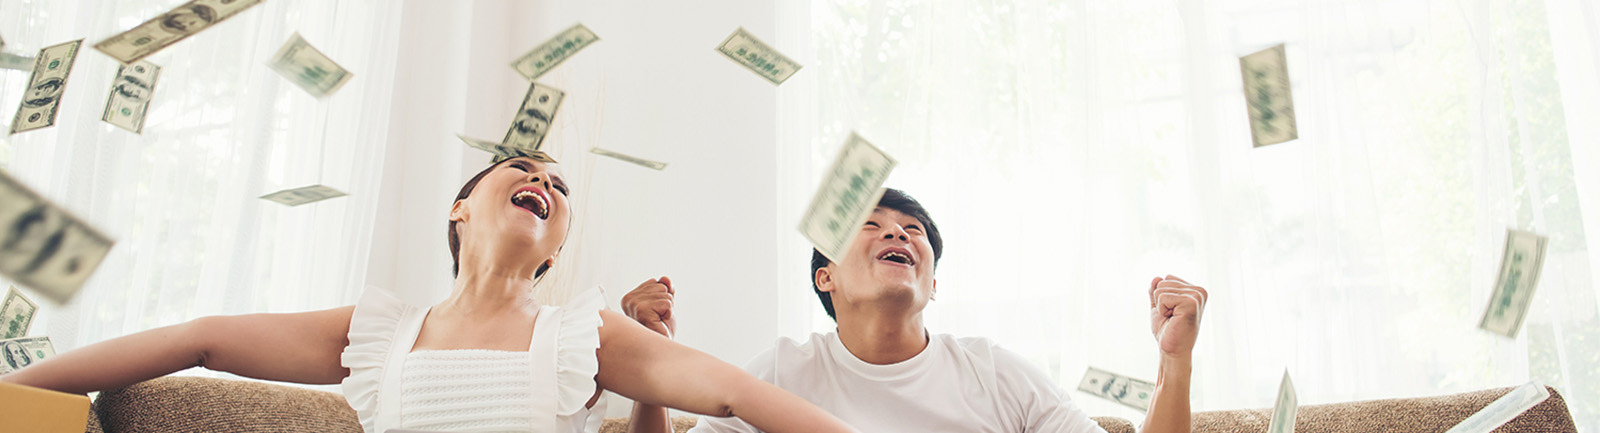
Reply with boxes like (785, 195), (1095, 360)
(84, 376), (1577, 433)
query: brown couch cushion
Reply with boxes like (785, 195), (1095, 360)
(1193, 385), (1577, 433)
(597, 415), (1137, 433)
(93, 376), (360, 433)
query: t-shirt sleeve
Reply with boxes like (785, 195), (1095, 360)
(687, 347), (780, 433)
(991, 346), (1108, 433)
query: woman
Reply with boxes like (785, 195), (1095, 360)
(0, 157), (856, 433)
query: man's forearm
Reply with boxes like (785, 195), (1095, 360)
(628, 402), (673, 433)
(1140, 354), (1192, 433)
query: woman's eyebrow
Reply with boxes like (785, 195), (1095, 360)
(550, 174), (570, 192)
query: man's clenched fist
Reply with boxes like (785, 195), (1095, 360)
(622, 276), (676, 339)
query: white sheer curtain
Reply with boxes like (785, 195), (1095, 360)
(0, 0), (402, 386)
(790, 0), (1600, 429)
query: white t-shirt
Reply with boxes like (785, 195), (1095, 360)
(689, 332), (1107, 433)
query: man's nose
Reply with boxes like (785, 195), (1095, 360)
(880, 225), (909, 242)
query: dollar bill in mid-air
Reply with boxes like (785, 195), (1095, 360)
(589, 148), (667, 171)
(2, 286), (37, 339)
(502, 82), (566, 152)
(93, 0), (264, 64)
(269, 33), (353, 98)
(511, 23), (600, 81)
(1267, 370), (1298, 433)
(10, 40), (83, 135)
(0, 171), (115, 304)
(1442, 382), (1549, 433)
(459, 134), (558, 164)
(259, 185), (347, 207)
(0, 336), (55, 374)
(1239, 44), (1297, 148)
(1479, 229), (1548, 338)
(799, 133), (896, 262)
(101, 60), (162, 134)
(1076, 367), (1154, 412)
(716, 27), (802, 85)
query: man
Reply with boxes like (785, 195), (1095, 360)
(623, 188), (1208, 432)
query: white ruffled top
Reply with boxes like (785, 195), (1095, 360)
(341, 287), (608, 433)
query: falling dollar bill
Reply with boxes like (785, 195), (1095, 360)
(1442, 382), (1550, 433)
(2, 286), (37, 339)
(0, 336), (55, 374)
(1076, 367), (1154, 412)
(799, 133), (896, 262)
(1479, 229), (1548, 338)
(259, 185), (347, 207)
(101, 60), (162, 133)
(93, 0), (263, 64)
(269, 33), (353, 98)
(0, 171), (115, 304)
(502, 82), (566, 152)
(589, 148), (667, 171)
(1240, 44), (1297, 148)
(716, 27), (802, 85)
(511, 23), (600, 81)
(1267, 370), (1298, 433)
(458, 134), (558, 164)
(10, 40), (82, 135)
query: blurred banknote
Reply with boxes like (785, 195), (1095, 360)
(511, 23), (599, 81)
(1076, 367), (1154, 412)
(0, 171), (114, 304)
(1442, 382), (1549, 433)
(459, 134), (557, 164)
(589, 148), (666, 171)
(260, 185), (347, 207)
(10, 40), (82, 135)
(93, 0), (263, 64)
(269, 33), (353, 98)
(1479, 229), (1548, 338)
(3, 286), (37, 339)
(0, 53), (32, 72)
(101, 60), (162, 133)
(716, 27), (801, 85)
(799, 133), (896, 262)
(502, 82), (566, 152)
(1239, 44), (1297, 147)
(1268, 370), (1297, 433)
(0, 336), (55, 374)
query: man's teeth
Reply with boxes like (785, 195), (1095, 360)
(878, 251), (913, 265)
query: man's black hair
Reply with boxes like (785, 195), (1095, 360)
(810, 188), (943, 321)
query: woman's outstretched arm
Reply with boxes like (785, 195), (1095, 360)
(595, 311), (856, 433)
(0, 306), (354, 394)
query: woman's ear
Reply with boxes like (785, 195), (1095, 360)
(449, 199), (468, 223)
(815, 266), (836, 293)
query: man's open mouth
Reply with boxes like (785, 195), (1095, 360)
(876, 247), (916, 266)
(511, 188), (550, 219)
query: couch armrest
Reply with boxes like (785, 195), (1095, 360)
(1192, 385), (1577, 433)
(92, 376), (361, 433)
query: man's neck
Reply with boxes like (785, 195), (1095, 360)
(835, 310), (928, 365)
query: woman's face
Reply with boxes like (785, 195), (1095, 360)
(456, 157), (572, 269)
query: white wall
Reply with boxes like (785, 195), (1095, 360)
(364, 0), (796, 417)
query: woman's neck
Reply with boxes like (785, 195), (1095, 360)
(443, 256), (543, 315)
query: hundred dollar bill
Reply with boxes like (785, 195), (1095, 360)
(101, 60), (162, 133)
(0, 171), (115, 304)
(0, 336), (55, 374)
(1442, 382), (1550, 433)
(1076, 367), (1154, 412)
(10, 40), (82, 135)
(458, 134), (558, 164)
(1240, 44), (1298, 148)
(1268, 370), (1298, 433)
(799, 133), (896, 262)
(716, 27), (802, 85)
(2, 286), (37, 339)
(93, 0), (263, 64)
(260, 185), (347, 207)
(269, 33), (353, 98)
(502, 82), (566, 152)
(589, 148), (667, 171)
(511, 23), (600, 81)
(1479, 229), (1548, 338)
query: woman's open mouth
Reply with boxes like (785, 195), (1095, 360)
(511, 187), (550, 219)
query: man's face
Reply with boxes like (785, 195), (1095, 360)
(816, 207), (938, 315)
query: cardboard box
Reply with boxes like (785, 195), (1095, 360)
(0, 381), (90, 433)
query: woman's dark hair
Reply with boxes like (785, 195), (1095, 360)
(448, 158), (552, 278)
(810, 188), (943, 321)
